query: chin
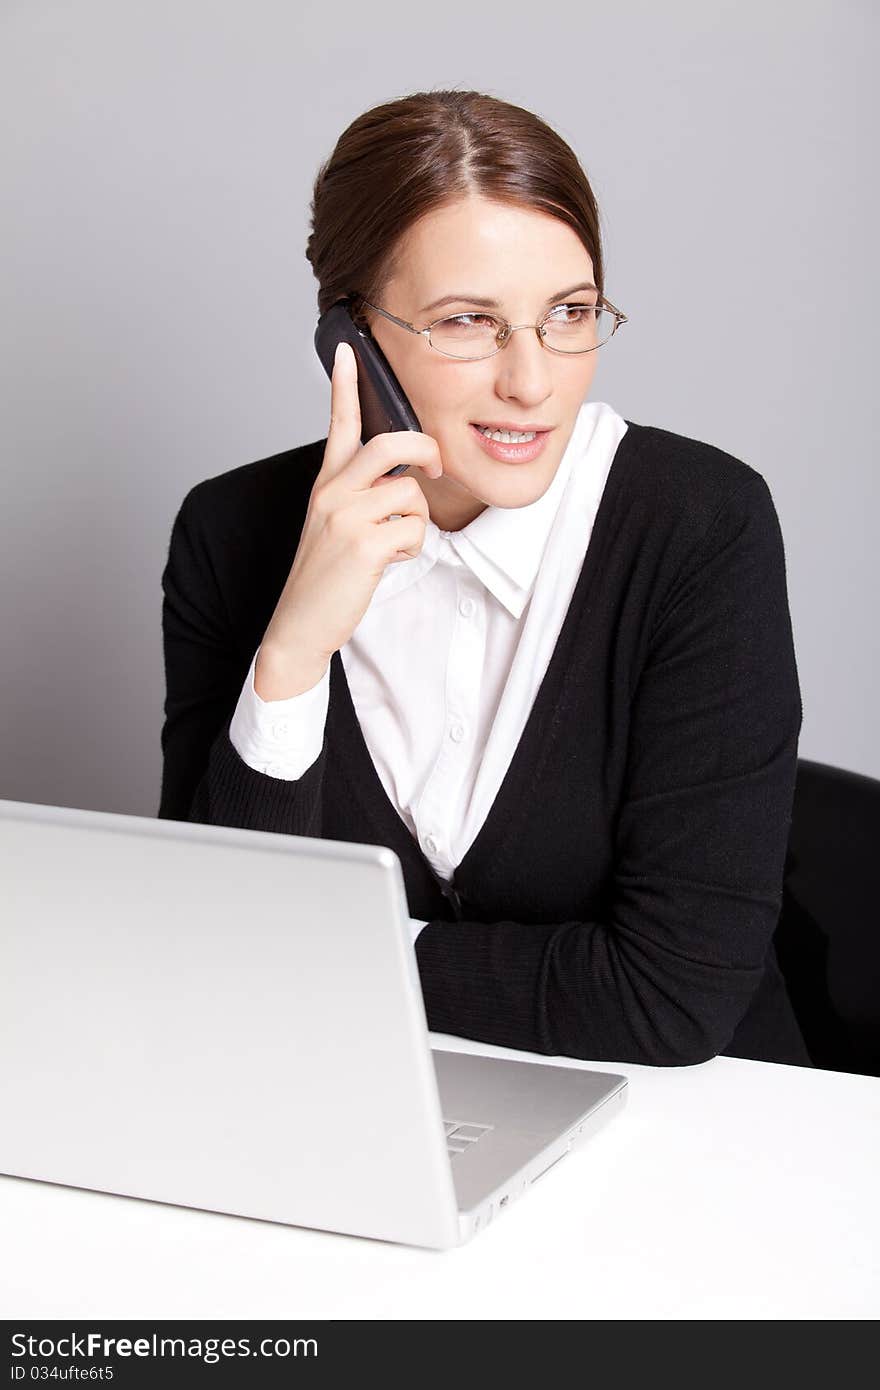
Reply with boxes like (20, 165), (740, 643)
(485, 474), (554, 505)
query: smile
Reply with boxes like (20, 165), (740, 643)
(468, 422), (551, 463)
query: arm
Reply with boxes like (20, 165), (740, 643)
(229, 646), (329, 778)
(158, 487), (326, 834)
(159, 486), (435, 951)
(414, 475), (803, 1066)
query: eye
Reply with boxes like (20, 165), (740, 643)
(440, 313), (499, 329)
(545, 302), (596, 323)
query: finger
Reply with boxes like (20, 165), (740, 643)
(381, 513), (426, 561)
(350, 430), (444, 489)
(322, 341), (362, 477)
(360, 474), (429, 524)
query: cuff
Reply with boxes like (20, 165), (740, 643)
(228, 646), (330, 780)
(409, 917), (429, 945)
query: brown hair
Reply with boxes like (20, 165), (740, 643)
(305, 89), (605, 330)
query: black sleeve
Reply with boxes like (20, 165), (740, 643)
(413, 474), (803, 1066)
(158, 487), (324, 835)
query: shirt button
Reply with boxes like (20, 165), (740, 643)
(449, 724), (465, 742)
(272, 719), (291, 738)
(425, 835), (439, 854)
(459, 597), (476, 618)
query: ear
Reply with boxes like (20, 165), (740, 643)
(351, 302), (372, 333)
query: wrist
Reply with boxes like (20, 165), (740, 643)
(254, 641), (330, 701)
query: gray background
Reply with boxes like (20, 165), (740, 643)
(1, 0), (876, 816)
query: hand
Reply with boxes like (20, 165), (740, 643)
(258, 340), (443, 678)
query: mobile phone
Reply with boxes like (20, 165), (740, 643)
(314, 299), (422, 477)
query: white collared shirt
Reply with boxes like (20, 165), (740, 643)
(229, 400), (629, 943)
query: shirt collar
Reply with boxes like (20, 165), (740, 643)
(371, 401), (597, 619)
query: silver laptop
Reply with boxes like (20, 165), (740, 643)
(0, 797), (627, 1250)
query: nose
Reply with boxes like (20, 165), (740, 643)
(493, 324), (553, 403)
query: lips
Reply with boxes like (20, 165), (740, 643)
(472, 422), (552, 433)
(468, 422), (552, 463)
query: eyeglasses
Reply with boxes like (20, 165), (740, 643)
(345, 291), (628, 361)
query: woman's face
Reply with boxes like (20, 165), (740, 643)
(362, 193), (601, 532)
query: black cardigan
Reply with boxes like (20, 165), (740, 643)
(158, 420), (811, 1068)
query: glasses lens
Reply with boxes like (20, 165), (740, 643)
(429, 306), (619, 357)
(541, 305), (617, 352)
(429, 313), (503, 359)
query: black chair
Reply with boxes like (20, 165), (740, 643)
(774, 758), (880, 1076)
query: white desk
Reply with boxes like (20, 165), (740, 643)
(2, 1034), (878, 1320)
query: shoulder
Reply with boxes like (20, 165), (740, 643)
(620, 418), (771, 514)
(179, 436), (326, 535)
(172, 435), (326, 586)
(165, 436), (326, 644)
(614, 418), (781, 561)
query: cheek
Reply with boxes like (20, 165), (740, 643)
(578, 357), (599, 390)
(410, 374), (475, 434)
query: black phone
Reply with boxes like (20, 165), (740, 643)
(314, 299), (421, 477)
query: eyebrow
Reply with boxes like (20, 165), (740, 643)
(419, 282), (598, 315)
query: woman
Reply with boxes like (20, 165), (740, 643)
(159, 89), (810, 1068)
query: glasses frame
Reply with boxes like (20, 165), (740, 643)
(345, 291), (629, 360)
